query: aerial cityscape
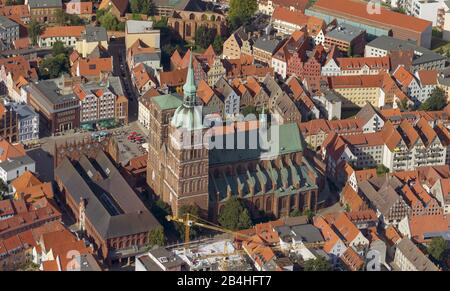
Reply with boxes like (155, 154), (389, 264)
(0, 0), (449, 273)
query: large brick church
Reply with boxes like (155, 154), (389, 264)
(146, 54), (322, 220)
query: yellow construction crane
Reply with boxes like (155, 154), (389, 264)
(166, 213), (254, 248)
(166, 213), (323, 250)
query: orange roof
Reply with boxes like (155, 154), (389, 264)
(313, 216), (343, 253)
(40, 228), (92, 271)
(42, 260), (60, 271)
(272, 7), (325, 34)
(325, 212), (362, 243)
(132, 63), (153, 90)
(329, 74), (385, 88)
(11, 171), (41, 193)
(313, 0), (431, 33)
(160, 68), (188, 87)
(341, 247), (364, 271)
(0, 139), (26, 162)
(417, 70), (437, 86)
(337, 56), (390, 71)
(409, 215), (449, 243)
(342, 132), (384, 147)
(0, 5), (29, 20)
(197, 79), (216, 104)
(380, 121), (402, 151)
(73, 57), (113, 77)
(384, 225), (401, 246)
(0, 55), (38, 82)
(398, 120), (419, 148)
(393, 66), (415, 87)
(40, 26), (85, 38)
(341, 183), (366, 211)
(354, 168), (377, 182)
(415, 117), (436, 146)
(16, 182), (54, 204)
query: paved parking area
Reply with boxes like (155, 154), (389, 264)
(110, 122), (148, 165)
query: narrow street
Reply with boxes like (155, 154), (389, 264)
(108, 37), (139, 122)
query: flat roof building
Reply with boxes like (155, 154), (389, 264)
(305, 0), (433, 48)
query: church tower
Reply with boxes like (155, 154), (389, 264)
(163, 52), (209, 218)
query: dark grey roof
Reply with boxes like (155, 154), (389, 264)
(133, 52), (161, 64)
(367, 36), (445, 66)
(0, 16), (19, 29)
(26, 78), (79, 112)
(253, 36), (284, 54)
(396, 238), (438, 271)
(82, 26), (108, 42)
(355, 102), (382, 124)
(326, 23), (365, 43)
(0, 155), (35, 172)
(275, 224), (324, 243)
(147, 247), (186, 269)
(7, 103), (38, 120)
(27, 0), (62, 8)
(152, 0), (202, 10)
(78, 254), (102, 271)
(54, 151), (160, 240)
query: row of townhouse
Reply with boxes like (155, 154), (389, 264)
(342, 164), (450, 224)
(38, 25), (109, 56)
(328, 72), (410, 109)
(322, 116), (450, 176)
(392, 66), (438, 104)
(322, 56), (391, 77)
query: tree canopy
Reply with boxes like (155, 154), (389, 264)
(38, 42), (70, 79)
(420, 87), (447, 111)
(175, 204), (201, 240)
(303, 256), (333, 271)
(130, 0), (156, 16)
(28, 20), (43, 46)
(427, 237), (447, 262)
(195, 26), (217, 50)
(218, 197), (253, 230)
(147, 228), (166, 249)
(228, 0), (257, 25)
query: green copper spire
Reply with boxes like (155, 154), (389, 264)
(171, 49), (203, 131)
(182, 50), (197, 107)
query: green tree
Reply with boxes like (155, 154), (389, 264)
(427, 237), (447, 261)
(218, 197), (253, 230)
(130, 0), (141, 14)
(303, 209), (315, 220)
(99, 13), (120, 31)
(376, 164), (390, 176)
(420, 87), (447, 111)
(397, 98), (410, 111)
(28, 20), (43, 46)
(344, 204), (351, 212)
(52, 41), (67, 56)
(289, 209), (303, 217)
(195, 25), (216, 50)
(213, 34), (224, 54)
(38, 54), (69, 79)
(147, 227), (166, 248)
(175, 204), (201, 240)
(228, 0), (257, 25)
(130, 0), (155, 15)
(303, 256), (333, 271)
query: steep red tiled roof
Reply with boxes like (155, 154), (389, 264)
(337, 56), (390, 71)
(40, 26), (85, 38)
